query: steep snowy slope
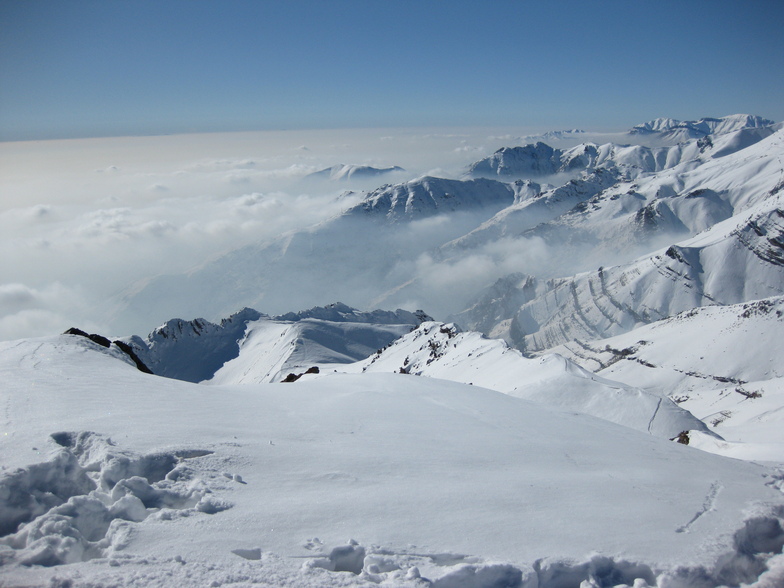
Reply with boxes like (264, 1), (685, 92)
(339, 321), (712, 439)
(548, 296), (784, 462)
(1, 334), (783, 587)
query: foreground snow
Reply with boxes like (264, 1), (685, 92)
(1, 335), (783, 587)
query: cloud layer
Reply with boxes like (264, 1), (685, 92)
(1, 128), (546, 340)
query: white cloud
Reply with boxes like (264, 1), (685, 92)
(0, 283), (106, 341)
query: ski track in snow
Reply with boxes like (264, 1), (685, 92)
(647, 398), (663, 434)
(675, 481), (723, 534)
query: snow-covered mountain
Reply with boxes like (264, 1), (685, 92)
(119, 303), (429, 383)
(452, 125), (784, 346)
(629, 114), (776, 142)
(547, 296), (784, 462)
(344, 176), (517, 222)
(456, 192), (784, 352)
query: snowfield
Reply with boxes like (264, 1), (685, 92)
(1, 335), (783, 587)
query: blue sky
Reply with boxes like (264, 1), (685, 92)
(2, 0), (783, 141)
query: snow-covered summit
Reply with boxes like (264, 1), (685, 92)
(346, 176), (517, 221)
(2, 333), (783, 586)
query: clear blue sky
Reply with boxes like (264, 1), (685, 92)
(2, 0), (783, 140)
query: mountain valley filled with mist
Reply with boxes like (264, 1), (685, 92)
(3, 114), (784, 587)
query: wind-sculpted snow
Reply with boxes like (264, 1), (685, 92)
(1, 334), (784, 587)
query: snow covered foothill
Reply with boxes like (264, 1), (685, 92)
(206, 315), (415, 385)
(337, 321), (712, 440)
(122, 307), (264, 383)
(550, 296), (784, 462)
(1, 334), (784, 587)
(119, 303), (426, 385)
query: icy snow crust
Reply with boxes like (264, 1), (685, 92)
(1, 335), (784, 586)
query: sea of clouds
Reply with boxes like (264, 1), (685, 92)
(2, 127), (559, 340)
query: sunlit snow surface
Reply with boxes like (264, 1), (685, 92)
(1, 335), (784, 586)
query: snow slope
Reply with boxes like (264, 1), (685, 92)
(456, 190), (784, 354)
(342, 321), (712, 440)
(206, 316), (414, 385)
(549, 296), (784, 462)
(1, 334), (783, 587)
